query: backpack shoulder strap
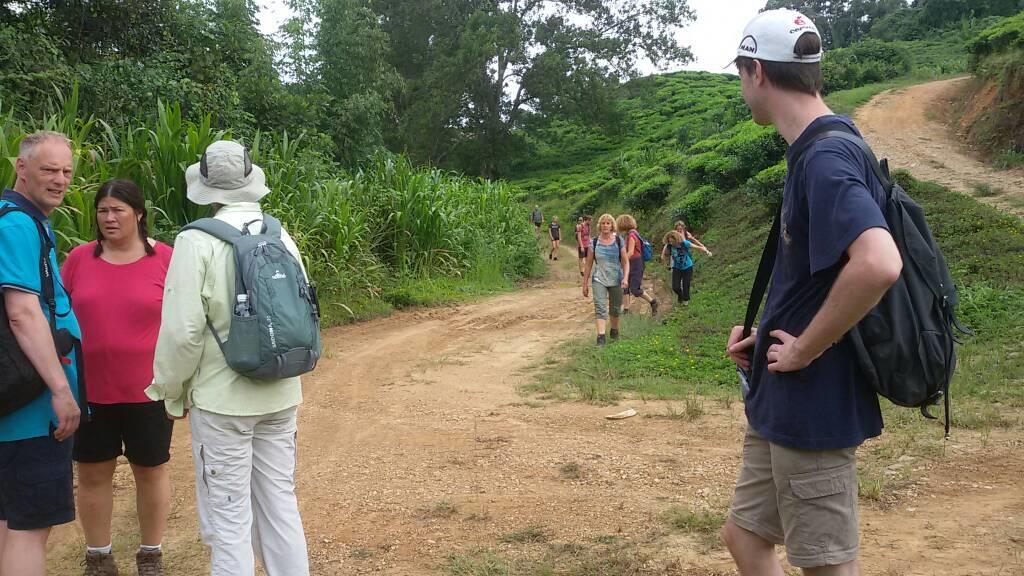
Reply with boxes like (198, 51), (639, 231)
(809, 130), (893, 194)
(180, 217), (244, 244)
(260, 214), (283, 238)
(0, 206), (57, 331)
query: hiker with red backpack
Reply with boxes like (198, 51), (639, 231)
(722, 10), (906, 575)
(615, 214), (659, 316)
(147, 140), (320, 576)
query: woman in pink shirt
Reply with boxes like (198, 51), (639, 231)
(61, 179), (173, 575)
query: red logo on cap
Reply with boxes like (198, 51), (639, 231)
(794, 16), (806, 25)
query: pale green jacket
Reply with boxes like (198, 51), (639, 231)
(145, 203), (305, 417)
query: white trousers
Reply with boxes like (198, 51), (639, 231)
(190, 407), (309, 576)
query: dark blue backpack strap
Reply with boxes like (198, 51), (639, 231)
(806, 130), (894, 195)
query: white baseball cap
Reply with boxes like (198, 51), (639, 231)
(735, 9), (822, 64)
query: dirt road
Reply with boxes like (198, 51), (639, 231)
(854, 76), (1024, 218)
(49, 249), (1024, 575)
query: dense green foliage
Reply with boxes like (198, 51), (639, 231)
(963, 11), (1024, 158)
(1, 92), (541, 325)
(0, 0), (698, 177)
(822, 39), (913, 92)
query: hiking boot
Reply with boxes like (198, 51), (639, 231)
(136, 549), (164, 576)
(596, 334), (606, 346)
(82, 551), (118, 576)
(650, 299), (660, 316)
(609, 329), (619, 341)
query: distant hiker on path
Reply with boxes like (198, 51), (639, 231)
(576, 215), (592, 281)
(722, 10), (902, 575)
(531, 205), (544, 234)
(548, 217), (561, 260)
(62, 179), (173, 576)
(582, 213), (628, 345)
(616, 214), (658, 316)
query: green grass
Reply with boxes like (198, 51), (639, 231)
(973, 182), (1003, 197)
(994, 149), (1024, 169)
(525, 172), (1024, 510)
(500, 525), (551, 544)
(661, 506), (727, 547)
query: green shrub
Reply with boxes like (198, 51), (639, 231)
(969, 12), (1024, 60)
(623, 173), (673, 211)
(822, 40), (913, 93)
(745, 161), (787, 203)
(670, 185), (717, 228)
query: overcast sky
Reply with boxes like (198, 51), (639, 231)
(256, 0), (769, 74)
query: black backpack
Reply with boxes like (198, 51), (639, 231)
(742, 128), (969, 437)
(0, 205), (87, 417)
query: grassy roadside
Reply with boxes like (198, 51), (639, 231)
(471, 171), (1024, 573)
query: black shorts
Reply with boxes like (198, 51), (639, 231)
(0, 434), (75, 530)
(73, 401), (173, 467)
(627, 257), (645, 296)
(578, 246), (589, 259)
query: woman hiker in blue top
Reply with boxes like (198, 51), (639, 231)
(661, 221), (712, 306)
(581, 213), (629, 345)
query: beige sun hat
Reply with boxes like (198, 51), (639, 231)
(185, 140), (270, 206)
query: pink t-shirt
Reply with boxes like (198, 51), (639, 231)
(61, 241), (172, 404)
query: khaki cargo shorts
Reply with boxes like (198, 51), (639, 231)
(728, 426), (859, 568)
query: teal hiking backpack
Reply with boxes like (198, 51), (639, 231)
(181, 215), (322, 380)
(631, 230), (654, 262)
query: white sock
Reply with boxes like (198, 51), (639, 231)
(87, 544), (112, 555)
(140, 544), (162, 552)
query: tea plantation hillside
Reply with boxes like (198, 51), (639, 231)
(512, 24), (988, 238)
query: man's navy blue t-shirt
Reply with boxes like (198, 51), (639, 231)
(746, 115), (887, 451)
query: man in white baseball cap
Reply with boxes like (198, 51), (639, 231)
(723, 9), (903, 576)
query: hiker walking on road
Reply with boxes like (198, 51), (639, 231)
(660, 221), (711, 306)
(582, 214), (629, 345)
(62, 179), (173, 576)
(0, 131), (83, 576)
(661, 229), (711, 306)
(616, 214), (658, 316)
(548, 217), (561, 260)
(531, 205), (544, 234)
(576, 215), (592, 281)
(147, 140), (315, 576)
(722, 10), (902, 575)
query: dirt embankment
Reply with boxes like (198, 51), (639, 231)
(48, 248), (1024, 575)
(854, 77), (1024, 218)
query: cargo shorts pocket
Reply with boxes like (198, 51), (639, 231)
(783, 462), (859, 568)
